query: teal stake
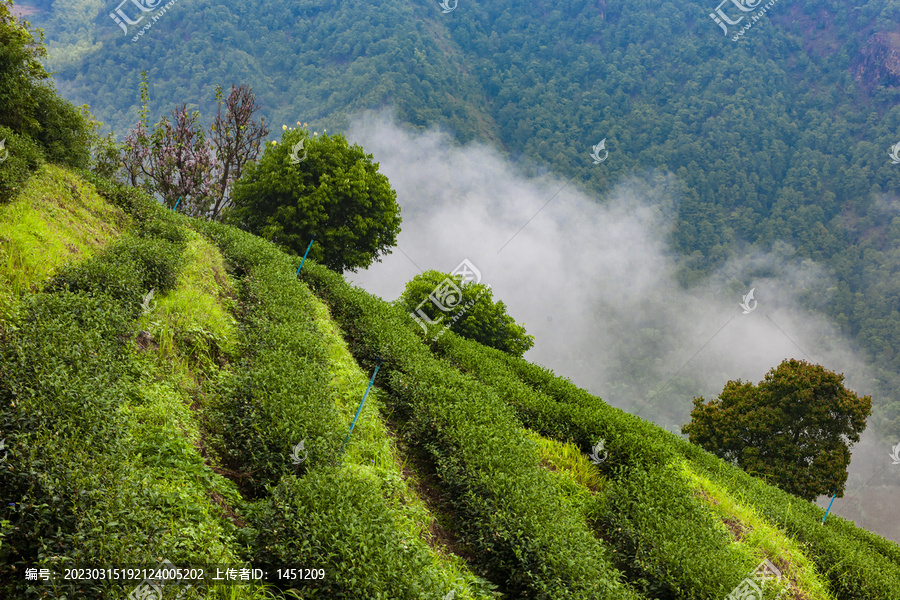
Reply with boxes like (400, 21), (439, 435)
(296, 236), (316, 276)
(339, 359), (381, 454)
(822, 491), (837, 523)
(173, 196), (182, 211)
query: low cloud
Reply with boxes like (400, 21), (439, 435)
(346, 111), (876, 418)
(344, 110), (897, 536)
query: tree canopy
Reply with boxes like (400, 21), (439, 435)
(399, 268), (534, 357)
(226, 128), (401, 274)
(681, 359), (872, 502)
(0, 0), (90, 169)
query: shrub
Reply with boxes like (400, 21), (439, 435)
(78, 168), (169, 225)
(431, 332), (751, 599)
(0, 1), (91, 169)
(245, 469), (449, 599)
(226, 129), (401, 274)
(0, 126), (43, 203)
(45, 234), (186, 311)
(398, 269), (534, 357)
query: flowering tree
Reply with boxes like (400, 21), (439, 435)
(121, 72), (268, 219)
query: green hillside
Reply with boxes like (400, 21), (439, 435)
(13, 0), (900, 436)
(2, 155), (900, 599)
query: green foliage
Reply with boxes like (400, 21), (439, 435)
(0, 165), (130, 322)
(184, 221), (345, 498)
(0, 126), (43, 204)
(0, 290), (240, 598)
(78, 168), (167, 226)
(682, 359), (872, 502)
(245, 469), (450, 599)
(399, 269), (534, 357)
(45, 234), (187, 311)
(299, 260), (643, 600)
(0, 0), (90, 169)
(431, 331), (753, 599)
(226, 128), (401, 273)
(81, 108), (125, 181)
(681, 444), (900, 599)
(28, 0), (900, 432)
(189, 218), (494, 598)
(498, 351), (900, 600)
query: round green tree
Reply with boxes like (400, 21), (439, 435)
(225, 128), (401, 273)
(398, 269), (534, 357)
(681, 358), (872, 502)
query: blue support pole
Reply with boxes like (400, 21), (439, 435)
(822, 491), (837, 523)
(296, 236), (316, 276)
(173, 196), (182, 211)
(339, 359), (382, 455)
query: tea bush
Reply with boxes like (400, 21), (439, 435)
(0, 209), (257, 598)
(299, 260), (642, 600)
(482, 338), (900, 600)
(432, 332), (752, 599)
(75, 169), (166, 221)
(683, 445), (900, 599)
(245, 468), (450, 599)
(45, 234), (186, 314)
(190, 219), (492, 598)
(0, 292), (231, 598)
(186, 223), (345, 498)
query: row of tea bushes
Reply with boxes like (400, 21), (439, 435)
(683, 445), (900, 599)
(0, 229), (242, 599)
(431, 332), (756, 599)
(299, 260), (643, 600)
(189, 219), (486, 599)
(481, 340), (900, 600)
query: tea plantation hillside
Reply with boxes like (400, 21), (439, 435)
(2, 168), (900, 600)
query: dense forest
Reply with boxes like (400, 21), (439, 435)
(11, 0), (900, 437)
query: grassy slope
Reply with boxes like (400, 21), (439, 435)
(0, 164), (130, 319)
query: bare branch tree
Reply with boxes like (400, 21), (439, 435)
(208, 83), (269, 220)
